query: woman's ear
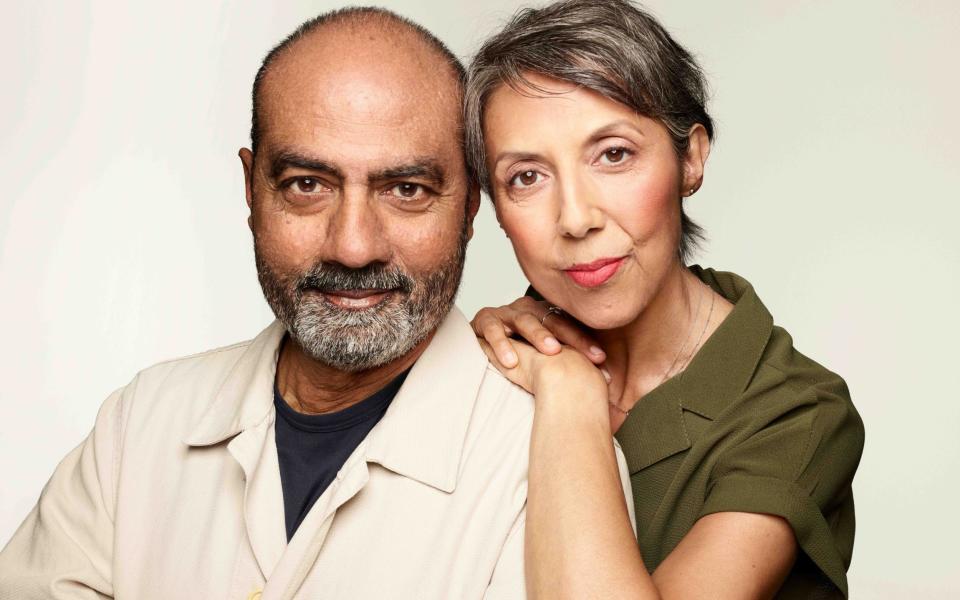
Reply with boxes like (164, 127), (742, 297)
(682, 124), (711, 196)
(465, 183), (482, 242)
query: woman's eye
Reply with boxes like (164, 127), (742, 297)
(290, 177), (325, 194)
(387, 183), (424, 199)
(509, 170), (542, 188)
(599, 147), (630, 165)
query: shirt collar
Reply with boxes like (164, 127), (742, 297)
(615, 267), (774, 473)
(184, 308), (489, 493)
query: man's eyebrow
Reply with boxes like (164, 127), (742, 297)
(369, 160), (446, 186)
(269, 151), (342, 180)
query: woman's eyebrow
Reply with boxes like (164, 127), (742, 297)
(493, 151), (546, 168)
(588, 119), (646, 142)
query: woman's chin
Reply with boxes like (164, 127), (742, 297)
(564, 306), (638, 332)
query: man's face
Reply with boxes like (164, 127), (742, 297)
(240, 31), (478, 371)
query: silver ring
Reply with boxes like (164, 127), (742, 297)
(540, 305), (563, 325)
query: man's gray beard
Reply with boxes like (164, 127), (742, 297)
(254, 226), (467, 372)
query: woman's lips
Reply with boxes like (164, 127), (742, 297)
(563, 256), (627, 288)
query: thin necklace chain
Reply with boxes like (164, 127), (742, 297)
(680, 289), (716, 383)
(657, 280), (706, 387)
(609, 281), (716, 416)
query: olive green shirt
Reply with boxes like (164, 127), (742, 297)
(614, 267), (865, 598)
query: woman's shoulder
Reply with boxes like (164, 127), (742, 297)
(760, 324), (848, 396)
(695, 265), (861, 434)
(746, 324), (862, 437)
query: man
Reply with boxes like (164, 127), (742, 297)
(0, 7), (633, 599)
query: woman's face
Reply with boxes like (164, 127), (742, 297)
(484, 73), (705, 330)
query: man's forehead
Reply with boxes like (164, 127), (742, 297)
(260, 111), (460, 174)
(259, 25), (461, 130)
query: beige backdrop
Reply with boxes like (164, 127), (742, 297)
(1, 0), (957, 596)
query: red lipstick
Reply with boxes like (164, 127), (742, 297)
(563, 256), (626, 288)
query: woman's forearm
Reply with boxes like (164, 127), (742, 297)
(526, 377), (659, 600)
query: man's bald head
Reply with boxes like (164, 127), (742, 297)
(250, 7), (466, 156)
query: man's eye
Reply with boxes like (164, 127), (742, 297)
(509, 170), (542, 188)
(289, 177), (325, 194)
(599, 147), (631, 165)
(388, 183), (424, 199)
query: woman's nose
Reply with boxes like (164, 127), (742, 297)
(556, 174), (605, 238)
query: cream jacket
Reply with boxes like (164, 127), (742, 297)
(0, 309), (633, 599)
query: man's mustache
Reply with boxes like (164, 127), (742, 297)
(296, 262), (415, 295)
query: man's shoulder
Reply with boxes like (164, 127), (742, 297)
(464, 364), (536, 453)
(133, 336), (255, 391)
(477, 363), (535, 414)
(114, 328), (272, 431)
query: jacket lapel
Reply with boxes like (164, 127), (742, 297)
(183, 320), (288, 580)
(228, 416), (287, 581)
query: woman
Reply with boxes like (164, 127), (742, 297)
(465, 1), (865, 598)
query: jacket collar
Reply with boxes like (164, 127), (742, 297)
(363, 308), (489, 493)
(183, 320), (285, 447)
(615, 267), (774, 473)
(184, 308), (488, 493)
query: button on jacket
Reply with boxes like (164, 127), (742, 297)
(0, 308), (634, 599)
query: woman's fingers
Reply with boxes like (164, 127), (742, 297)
(472, 297), (606, 365)
(540, 314), (606, 364)
(512, 312), (562, 355)
(477, 338), (526, 390)
(478, 337), (541, 394)
(472, 308), (520, 368)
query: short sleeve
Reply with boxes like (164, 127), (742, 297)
(700, 378), (864, 598)
(0, 384), (129, 599)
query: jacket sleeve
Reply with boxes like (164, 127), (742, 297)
(483, 508), (526, 599)
(0, 384), (129, 599)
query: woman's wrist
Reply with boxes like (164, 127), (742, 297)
(532, 359), (610, 424)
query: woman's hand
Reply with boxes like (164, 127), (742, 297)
(474, 298), (630, 431)
(471, 297), (606, 369)
(477, 335), (606, 399)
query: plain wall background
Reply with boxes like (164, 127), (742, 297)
(2, 0), (957, 596)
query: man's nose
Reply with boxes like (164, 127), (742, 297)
(556, 173), (605, 238)
(324, 187), (392, 269)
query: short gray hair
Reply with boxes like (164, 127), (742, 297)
(464, 0), (714, 260)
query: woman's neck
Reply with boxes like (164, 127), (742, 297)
(596, 263), (731, 412)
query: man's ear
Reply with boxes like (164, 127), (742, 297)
(465, 183), (482, 241)
(239, 148), (255, 230)
(681, 124), (710, 196)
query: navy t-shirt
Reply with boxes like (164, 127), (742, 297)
(274, 370), (409, 540)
